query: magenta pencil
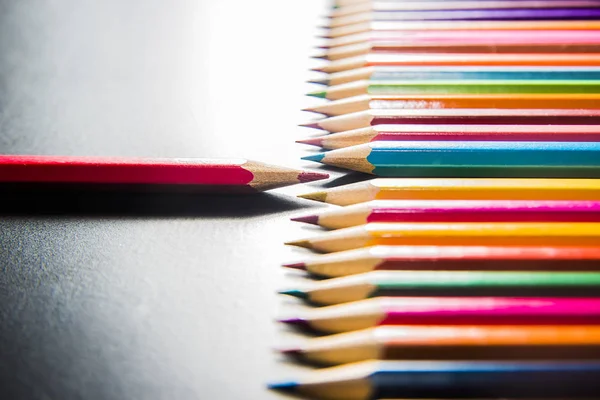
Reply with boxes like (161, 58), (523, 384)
(292, 200), (600, 229)
(281, 297), (600, 333)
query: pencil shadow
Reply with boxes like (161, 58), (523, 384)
(0, 185), (308, 217)
(319, 170), (374, 188)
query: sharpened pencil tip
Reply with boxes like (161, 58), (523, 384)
(278, 289), (309, 300)
(310, 66), (326, 72)
(278, 347), (304, 359)
(298, 171), (329, 183)
(284, 239), (313, 249)
(302, 153), (326, 163)
(267, 380), (298, 392)
(296, 137), (324, 147)
(299, 121), (322, 129)
(311, 53), (328, 60)
(298, 191), (327, 203)
(281, 261), (307, 270)
(291, 214), (319, 225)
(306, 90), (327, 99)
(307, 78), (328, 86)
(279, 316), (309, 328)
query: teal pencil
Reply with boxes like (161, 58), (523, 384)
(302, 141), (600, 177)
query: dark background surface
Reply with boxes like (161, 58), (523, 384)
(0, 1), (360, 398)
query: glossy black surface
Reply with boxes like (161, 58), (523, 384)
(0, 1), (348, 398)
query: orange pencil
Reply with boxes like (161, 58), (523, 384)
(280, 325), (600, 365)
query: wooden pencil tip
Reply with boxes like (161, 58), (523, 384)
(281, 261), (307, 270)
(278, 347), (305, 360)
(296, 137), (324, 147)
(298, 121), (323, 130)
(306, 90), (327, 99)
(291, 215), (319, 225)
(278, 317), (309, 328)
(301, 153), (326, 163)
(310, 66), (326, 72)
(298, 171), (329, 183)
(284, 239), (313, 249)
(268, 380), (299, 393)
(298, 191), (327, 203)
(306, 78), (329, 86)
(279, 289), (309, 300)
(311, 53), (328, 60)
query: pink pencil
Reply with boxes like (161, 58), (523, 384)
(291, 200), (600, 229)
(281, 297), (600, 333)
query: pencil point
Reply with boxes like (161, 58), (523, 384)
(284, 239), (312, 249)
(311, 53), (328, 60)
(298, 171), (329, 183)
(281, 261), (307, 270)
(301, 153), (325, 163)
(279, 316), (309, 328)
(310, 66), (326, 72)
(306, 90), (327, 99)
(298, 191), (327, 203)
(291, 214), (319, 225)
(307, 78), (328, 85)
(278, 347), (304, 360)
(299, 121), (322, 129)
(296, 137), (324, 147)
(267, 380), (298, 393)
(279, 289), (309, 300)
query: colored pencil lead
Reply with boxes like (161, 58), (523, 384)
(308, 78), (328, 85)
(306, 90), (327, 99)
(285, 239), (312, 249)
(295, 138), (324, 146)
(290, 215), (319, 225)
(301, 154), (326, 163)
(278, 289), (308, 300)
(299, 122), (322, 129)
(267, 381), (297, 392)
(298, 171), (330, 183)
(297, 191), (327, 203)
(281, 261), (306, 270)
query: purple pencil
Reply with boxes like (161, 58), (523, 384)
(291, 200), (600, 230)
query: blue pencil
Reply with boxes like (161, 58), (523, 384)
(269, 360), (600, 399)
(302, 141), (600, 177)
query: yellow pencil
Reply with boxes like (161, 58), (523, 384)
(286, 222), (600, 253)
(298, 178), (600, 206)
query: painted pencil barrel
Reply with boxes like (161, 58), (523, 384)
(298, 178), (600, 206)
(296, 200), (600, 229)
(287, 246), (600, 278)
(282, 298), (600, 333)
(305, 142), (600, 177)
(281, 271), (600, 305)
(269, 360), (600, 400)
(282, 326), (600, 365)
(288, 223), (600, 253)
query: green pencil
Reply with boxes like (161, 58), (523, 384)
(279, 270), (600, 306)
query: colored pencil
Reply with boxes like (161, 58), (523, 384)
(302, 141), (600, 177)
(318, 35), (600, 60)
(279, 271), (600, 305)
(315, 53), (600, 74)
(298, 178), (600, 206)
(291, 200), (600, 229)
(324, 20), (600, 39)
(299, 125), (600, 150)
(304, 110), (600, 132)
(308, 80), (600, 101)
(303, 94), (600, 117)
(313, 66), (600, 86)
(269, 360), (600, 399)
(324, 9), (600, 29)
(0, 155), (328, 192)
(331, 1), (600, 18)
(279, 297), (600, 333)
(284, 245), (600, 278)
(286, 222), (600, 252)
(279, 325), (600, 365)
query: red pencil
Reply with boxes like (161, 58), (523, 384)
(0, 155), (328, 192)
